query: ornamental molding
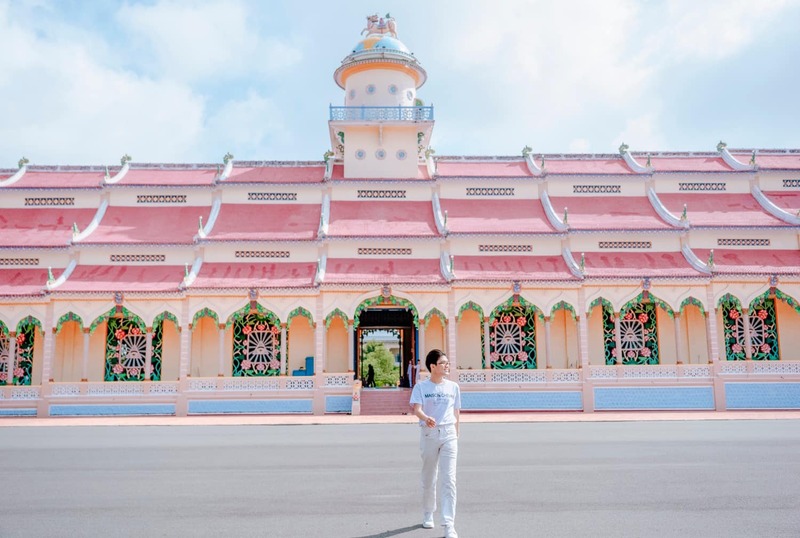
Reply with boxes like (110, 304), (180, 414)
(137, 194), (187, 204)
(247, 192), (298, 201)
(24, 197), (75, 206)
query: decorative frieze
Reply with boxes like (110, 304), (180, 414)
(466, 187), (514, 196)
(137, 195), (187, 204)
(235, 250), (291, 259)
(110, 254), (166, 263)
(356, 190), (407, 199)
(478, 245), (532, 253)
(0, 258), (39, 266)
(248, 192), (298, 201)
(573, 185), (621, 194)
(24, 197), (75, 206)
(782, 179), (800, 188)
(358, 248), (412, 256)
(598, 241), (652, 249)
(717, 239), (770, 247)
(678, 182), (726, 191)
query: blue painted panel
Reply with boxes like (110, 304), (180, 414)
(0, 408), (37, 416)
(726, 383), (800, 409)
(188, 399), (313, 415)
(50, 404), (175, 416)
(325, 395), (352, 414)
(462, 391), (582, 411)
(594, 386), (714, 410)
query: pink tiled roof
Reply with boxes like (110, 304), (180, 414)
(82, 206), (208, 244)
(733, 152), (800, 170)
(327, 201), (438, 237)
(5, 170), (105, 189)
(439, 199), (555, 234)
(54, 265), (184, 293)
(453, 256), (577, 281)
(119, 168), (217, 186)
(693, 249), (800, 275)
(225, 165), (325, 184)
(436, 161), (530, 177)
(324, 258), (444, 284)
(762, 191), (800, 212)
(0, 268), (49, 296)
(583, 252), (704, 278)
(648, 156), (731, 172)
(329, 164), (431, 180)
(0, 208), (97, 247)
(548, 196), (671, 230)
(191, 262), (317, 289)
(658, 193), (789, 227)
(205, 204), (320, 241)
(543, 158), (634, 175)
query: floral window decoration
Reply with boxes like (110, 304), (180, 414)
(0, 335), (8, 383)
(618, 303), (659, 365)
(602, 304), (617, 365)
(233, 313), (281, 377)
(12, 320), (37, 385)
(105, 316), (148, 382)
(722, 298), (779, 361)
(489, 305), (537, 369)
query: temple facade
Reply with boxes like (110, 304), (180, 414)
(1, 16), (800, 417)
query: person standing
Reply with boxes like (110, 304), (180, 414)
(410, 349), (461, 538)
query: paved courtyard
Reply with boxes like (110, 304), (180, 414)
(1, 414), (799, 537)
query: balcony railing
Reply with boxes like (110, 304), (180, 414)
(330, 105), (434, 122)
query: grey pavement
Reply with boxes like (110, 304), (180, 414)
(1, 419), (799, 537)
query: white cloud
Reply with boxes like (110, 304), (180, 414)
(569, 138), (591, 153)
(204, 91), (286, 160)
(613, 111), (666, 152)
(118, 0), (302, 82)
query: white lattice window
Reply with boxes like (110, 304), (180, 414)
(120, 333), (147, 375)
(0, 336), (8, 383)
(619, 318), (645, 354)
(492, 317), (526, 364)
(732, 315), (767, 349)
(242, 325), (279, 372)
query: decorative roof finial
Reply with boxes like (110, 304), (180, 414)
(323, 150), (334, 163)
(540, 154), (545, 169)
(749, 150), (757, 165)
(223, 152), (234, 164)
(72, 222), (79, 236)
(563, 207), (569, 225)
(716, 141), (727, 152)
(522, 145), (532, 158)
(618, 142), (629, 155)
(443, 209), (448, 227)
(18, 156), (29, 169)
(425, 147), (435, 159)
(579, 252), (585, 272)
(449, 255), (454, 273)
(362, 13), (397, 38)
(198, 215), (204, 232)
(646, 154), (651, 168)
(707, 249), (715, 268)
(120, 154), (132, 165)
(681, 203), (688, 221)
(184, 263), (189, 278)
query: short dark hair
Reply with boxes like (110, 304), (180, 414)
(425, 349), (446, 372)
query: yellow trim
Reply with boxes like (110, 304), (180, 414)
(338, 62), (422, 87)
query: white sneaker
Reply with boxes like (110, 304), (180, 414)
(444, 525), (458, 538)
(422, 512), (434, 529)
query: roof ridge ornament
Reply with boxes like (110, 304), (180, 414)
(618, 142), (653, 174)
(218, 153), (234, 181)
(105, 154), (132, 184)
(522, 146), (545, 176)
(18, 156), (29, 169)
(362, 13), (397, 38)
(0, 156), (29, 186)
(717, 141), (756, 171)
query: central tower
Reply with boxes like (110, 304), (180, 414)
(330, 14), (434, 179)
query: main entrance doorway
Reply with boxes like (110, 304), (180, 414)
(356, 308), (416, 388)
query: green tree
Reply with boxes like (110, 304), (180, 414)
(362, 342), (398, 387)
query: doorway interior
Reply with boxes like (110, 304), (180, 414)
(357, 308), (416, 388)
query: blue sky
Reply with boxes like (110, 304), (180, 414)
(1, 0), (799, 167)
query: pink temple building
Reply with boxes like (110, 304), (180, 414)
(1, 17), (799, 417)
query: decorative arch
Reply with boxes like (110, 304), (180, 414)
(226, 303), (281, 329)
(717, 293), (742, 311)
(354, 296), (419, 328)
(153, 311), (179, 327)
(550, 301), (577, 320)
(11, 316), (41, 386)
(588, 297), (614, 317)
(621, 292), (674, 318)
(16, 316), (43, 333)
(749, 288), (800, 316)
(56, 312), (84, 333)
(287, 307), (314, 328)
(679, 297), (706, 316)
(0, 319), (8, 336)
(230, 305), (282, 377)
(90, 306), (146, 334)
(192, 307), (219, 327)
(325, 308), (350, 329)
(487, 299), (539, 370)
(457, 301), (484, 322)
(490, 295), (544, 322)
(423, 308), (447, 328)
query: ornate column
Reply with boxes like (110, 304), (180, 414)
(673, 313), (684, 364)
(706, 289), (725, 410)
(347, 319), (355, 374)
(178, 303), (190, 379)
(482, 317), (490, 369)
(447, 294), (457, 373)
(81, 328), (90, 382)
(218, 324), (226, 377)
(312, 296), (325, 415)
(543, 316), (552, 369)
(6, 332), (16, 385)
(41, 304), (55, 385)
(742, 308), (753, 360)
(144, 327), (153, 381)
(280, 323), (287, 375)
(613, 312), (623, 365)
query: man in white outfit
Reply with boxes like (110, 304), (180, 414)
(410, 349), (461, 538)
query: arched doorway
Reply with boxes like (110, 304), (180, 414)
(356, 308), (416, 388)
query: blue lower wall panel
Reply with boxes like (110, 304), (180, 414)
(50, 404), (175, 416)
(462, 391), (582, 411)
(188, 399), (312, 415)
(594, 386), (714, 410)
(326, 395), (352, 413)
(0, 408), (37, 416)
(726, 383), (800, 409)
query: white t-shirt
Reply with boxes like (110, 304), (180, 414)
(410, 378), (461, 426)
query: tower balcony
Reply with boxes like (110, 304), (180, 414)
(329, 105), (434, 122)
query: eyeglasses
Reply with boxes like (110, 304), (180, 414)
(436, 361), (450, 366)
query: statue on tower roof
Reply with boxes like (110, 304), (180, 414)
(362, 13), (397, 38)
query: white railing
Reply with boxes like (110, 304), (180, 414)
(0, 386), (42, 400)
(457, 369), (582, 384)
(589, 364), (713, 380)
(186, 376), (316, 392)
(47, 381), (179, 397)
(323, 373), (354, 388)
(719, 360), (800, 376)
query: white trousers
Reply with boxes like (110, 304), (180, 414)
(419, 424), (458, 527)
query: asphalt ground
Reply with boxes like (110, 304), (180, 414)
(1, 412), (799, 537)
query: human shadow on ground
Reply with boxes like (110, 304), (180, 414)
(353, 523), (428, 537)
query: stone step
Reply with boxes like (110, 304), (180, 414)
(359, 388), (413, 416)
